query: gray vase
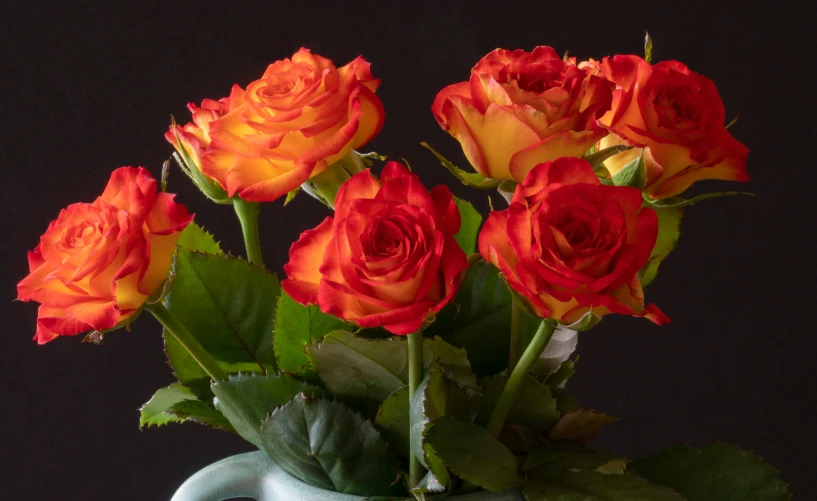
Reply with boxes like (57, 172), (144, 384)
(171, 451), (524, 501)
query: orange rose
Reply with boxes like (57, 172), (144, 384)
(597, 55), (748, 199)
(432, 46), (612, 182)
(165, 97), (231, 179)
(478, 157), (668, 325)
(180, 48), (385, 203)
(17, 167), (192, 344)
(282, 162), (468, 335)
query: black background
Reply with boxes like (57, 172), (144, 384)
(2, 1), (814, 499)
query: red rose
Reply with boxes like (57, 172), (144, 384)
(479, 157), (668, 325)
(432, 46), (612, 182)
(282, 162), (468, 335)
(17, 167), (192, 343)
(597, 55), (748, 199)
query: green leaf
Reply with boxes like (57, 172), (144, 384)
(274, 292), (350, 374)
(176, 222), (221, 254)
(523, 443), (617, 477)
(284, 186), (300, 205)
(139, 383), (198, 428)
(544, 357), (577, 390)
(165, 399), (235, 431)
(211, 373), (324, 447)
(374, 387), (411, 459)
(421, 142), (502, 189)
(427, 259), (531, 376)
(610, 150), (647, 189)
(523, 471), (685, 501)
(629, 443), (791, 501)
(306, 331), (477, 404)
(425, 416), (523, 491)
(163, 251), (281, 398)
(260, 396), (401, 496)
(546, 409), (618, 443)
(639, 206), (682, 287)
(477, 375), (560, 433)
(453, 197), (482, 254)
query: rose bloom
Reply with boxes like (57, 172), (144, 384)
(597, 55), (748, 199)
(282, 161), (468, 335)
(168, 48), (385, 203)
(432, 46), (612, 182)
(479, 157), (668, 325)
(17, 167), (192, 344)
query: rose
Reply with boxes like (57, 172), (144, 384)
(17, 167), (192, 343)
(478, 157), (668, 325)
(166, 97), (231, 179)
(282, 161), (468, 335)
(186, 48), (385, 203)
(432, 46), (612, 182)
(597, 55), (748, 199)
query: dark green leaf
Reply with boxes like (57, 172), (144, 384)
(523, 471), (685, 501)
(629, 443), (791, 501)
(610, 150), (647, 189)
(523, 443), (616, 478)
(546, 409), (618, 443)
(639, 206), (682, 287)
(477, 375), (560, 433)
(453, 197), (482, 254)
(260, 396), (401, 496)
(175, 222), (221, 254)
(163, 251), (280, 398)
(274, 292), (350, 373)
(374, 387), (410, 459)
(421, 142), (502, 189)
(425, 416), (523, 491)
(211, 373), (324, 447)
(544, 358), (577, 390)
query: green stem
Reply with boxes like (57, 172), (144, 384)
(233, 197), (264, 266)
(407, 331), (425, 489)
(486, 319), (556, 438)
(145, 302), (226, 381)
(508, 296), (527, 372)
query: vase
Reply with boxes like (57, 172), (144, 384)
(171, 451), (524, 501)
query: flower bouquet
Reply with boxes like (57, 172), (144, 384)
(17, 37), (791, 500)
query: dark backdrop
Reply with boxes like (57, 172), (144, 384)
(1, 1), (813, 499)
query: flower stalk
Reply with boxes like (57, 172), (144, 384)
(406, 330), (425, 489)
(486, 319), (556, 438)
(233, 197), (264, 266)
(144, 302), (226, 381)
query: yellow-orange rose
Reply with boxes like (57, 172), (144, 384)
(184, 48), (385, 203)
(432, 46), (612, 182)
(17, 167), (192, 344)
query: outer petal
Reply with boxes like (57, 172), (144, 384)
(508, 130), (605, 183)
(282, 217), (335, 305)
(100, 167), (157, 220)
(431, 81), (472, 128)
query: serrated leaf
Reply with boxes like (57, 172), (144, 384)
(211, 373), (324, 447)
(306, 331), (477, 404)
(629, 443), (791, 501)
(421, 142), (502, 189)
(453, 196), (482, 254)
(523, 471), (685, 501)
(427, 259), (539, 376)
(639, 206), (682, 287)
(546, 409), (618, 443)
(163, 251), (280, 398)
(523, 443), (617, 477)
(260, 396), (401, 496)
(274, 292), (350, 373)
(139, 383), (197, 428)
(611, 150), (647, 189)
(425, 416), (523, 491)
(477, 375), (560, 433)
(165, 399), (234, 432)
(374, 387), (410, 459)
(175, 222), (221, 254)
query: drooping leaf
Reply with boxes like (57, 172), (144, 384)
(610, 150), (647, 189)
(421, 142), (502, 189)
(523, 443), (618, 477)
(629, 443), (791, 501)
(546, 409), (618, 443)
(374, 387), (411, 459)
(477, 375), (560, 433)
(163, 251), (281, 398)
(453, 196), (482, 254)
(260, 395), (401, 496)
(425, 416), (523, 491)
(523, 471), (685, 501)
(165, 399), (234, 431)
(139, 383), (198, 428)
(274, 292), (350, 373)
(175, 222), (221, 254)
(211, 373), (324, 447)
(639, 206), (682, 287)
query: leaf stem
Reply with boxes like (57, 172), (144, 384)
(407, 330), (425, 489)
(486, 319), (556, 438)
(233, 197), (264, 266)
(144, 302), (226, 381)
(508, 296), (528, 372)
